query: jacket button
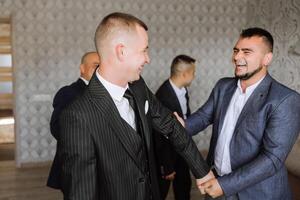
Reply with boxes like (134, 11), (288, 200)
(139, 178), (145, 183)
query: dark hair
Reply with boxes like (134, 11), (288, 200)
(240, 27), (274, 52)
(170, 55), (196, 76)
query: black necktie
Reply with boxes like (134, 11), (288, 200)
(123, 89), (136, 112)
(123, 89), (141, 134)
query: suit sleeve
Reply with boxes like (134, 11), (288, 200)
(153, 130), (176, 175)
(50, 92), (63, 140)
(153, 90), (177, 175)
(185, 86), (215, 136)
(50, 87), (73, 140)
(218, 93), (300, 196)
(59, 108), (97, 200)
(146, 83), (210, 178)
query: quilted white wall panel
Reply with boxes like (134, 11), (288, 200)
(247, 0), (300, 92)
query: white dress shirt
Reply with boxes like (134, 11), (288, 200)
(96, 71), (136, 130)
(214, 76), (265, 176)
(169, 79), (188, 119)
(79, 77), (89, 85)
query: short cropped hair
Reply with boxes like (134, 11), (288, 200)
(95, 12), (148, 54)
(240, 27), (274, 52)
(170, 55), (196, 77)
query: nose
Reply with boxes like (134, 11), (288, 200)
(233, 51), (242, 62)
(145, 53), (150, 64)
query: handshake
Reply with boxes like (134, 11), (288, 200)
(174, 112), (224, 198)
(197, 170), (223, 198)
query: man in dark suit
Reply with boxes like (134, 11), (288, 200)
(179, 28), (300, 199)
(154, 55), (196, 200)
(47, 51), (99, 189)
(58, 12), (214, 200)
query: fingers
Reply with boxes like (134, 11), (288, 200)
(196, 170), (215, 194)
(163, 172), (176, 180)
(173, 112), (185, 127)
(202, 178), (224, 198)
(197, 170), (215, 185)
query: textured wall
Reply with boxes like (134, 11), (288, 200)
(3, 0), (299, 166)
(247, 0), (300, 91)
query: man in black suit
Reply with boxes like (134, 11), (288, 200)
(58, 12), (214, 200)
(154, 55), (196, 200)
(47, 51), (99, 189)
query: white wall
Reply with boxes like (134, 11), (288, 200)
(0, 0), (299, 166)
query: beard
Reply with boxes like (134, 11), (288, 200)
(235, 65), (263, 80)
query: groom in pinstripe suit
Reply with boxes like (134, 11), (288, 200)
(58, 12), (214, 200)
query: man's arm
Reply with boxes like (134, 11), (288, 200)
(145, 84), (210, 178)
(59, 108), (97, 200)
(217, 93), (300, 196)
(153, 130), (177, 178)
(50, 87), (73, 140)
(185, 87), (215, 136)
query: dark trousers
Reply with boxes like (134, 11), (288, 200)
(158, 156), (192, 200)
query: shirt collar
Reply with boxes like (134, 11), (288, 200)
(237, 75), (266, 94)
(79, 77), (89, 85)
(96, 70), (128, 102)
(169, 79), (186, 96)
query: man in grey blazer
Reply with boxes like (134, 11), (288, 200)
(58, 12), (213, 200)
(182, 27), (300, 199)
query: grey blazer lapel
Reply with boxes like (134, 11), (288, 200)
(217, 81), (237, 137)
(88, 74), (142, 169)
(234, 74), (272, 132)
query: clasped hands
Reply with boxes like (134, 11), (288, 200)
(197, 170), (223, 198)
(173, 112), (223, 198)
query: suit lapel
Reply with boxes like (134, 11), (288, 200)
(166, 81), (184, 116)
(87, 74), (142, 169)
(234, 74), (272, 132)
(129, 82), (151, 150)
(217, 81), (237, 137)
(185, 89), (191, 117)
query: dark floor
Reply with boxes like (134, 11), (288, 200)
(0, 143), (14, 161)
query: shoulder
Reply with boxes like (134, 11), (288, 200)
(156, 80), (171, 95)
(269, 77), (300, 102)
(213, 77), (237, 90)
(53, 79), (86, 106)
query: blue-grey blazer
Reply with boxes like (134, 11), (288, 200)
(186, 73), (300, 199)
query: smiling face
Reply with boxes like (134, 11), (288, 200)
(232, 36), (272, 82)
(122, 25), (150, 82)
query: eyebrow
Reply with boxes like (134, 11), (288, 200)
(233, 47), (253, 52)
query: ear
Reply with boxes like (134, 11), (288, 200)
(263, 52), (273, 66)
(115, 43), (125, 62)
(80, 64), (85, 74)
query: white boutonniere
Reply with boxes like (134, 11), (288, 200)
(145, 100), (149, 114)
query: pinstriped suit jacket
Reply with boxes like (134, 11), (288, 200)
(58, 73), (209, 200)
